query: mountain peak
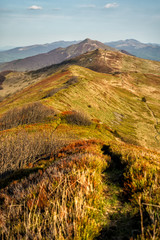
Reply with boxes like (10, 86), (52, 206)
(0, 39), (116, 71)
(125, 39), (140, 43)
(81, 38), (93, 44)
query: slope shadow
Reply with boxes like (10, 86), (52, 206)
(95, 145), (141, 240)
(0, 167), (43, 190)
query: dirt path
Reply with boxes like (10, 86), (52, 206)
(95, 145), (141, 240)
(53, 118), (62, 133)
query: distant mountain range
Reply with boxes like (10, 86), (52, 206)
(1, 38), (160, 65)
(0, 41), (80, 63)
(0, 38), (160, 72)
(105, 39), (160, 61)
(0, 39), (116, 72)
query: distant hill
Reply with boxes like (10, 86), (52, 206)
(0, 40), (80, 63)
(1, 47), (160, 102)
(105, 39), (160, 61)
(1, 38), (160, 64)
(0, 39), (116, 72)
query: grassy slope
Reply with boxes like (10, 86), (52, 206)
(1, 49), (160, 100)
(0, 121), (160, 239)
(0, 50), (160, 239)
(1, 58), (159, 150)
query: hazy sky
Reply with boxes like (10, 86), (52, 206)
(0, 0), (160, 47)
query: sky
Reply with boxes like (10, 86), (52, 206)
(0, 0), (160, 48)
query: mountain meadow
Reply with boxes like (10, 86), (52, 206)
(0, 40), (160, 240)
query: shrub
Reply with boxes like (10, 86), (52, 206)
(65, 76), (78, 86)
(43, 87), (62, 98)
(65, 111), (91, 126)
(0, 71), (12, 90)
(142, 97), (146, 102)
(0, 130), (66, 179)
(0, 102), (56, 130)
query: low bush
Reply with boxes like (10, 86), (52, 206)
(0, 102), (56, 130)
(142, 97), (147, 102)
(65, 111), (92, 126)
(0, 130), (65, 179)
(0, 140), (108, 240)
(107, 142), (160, 239)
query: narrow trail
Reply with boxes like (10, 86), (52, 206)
(95, 145), (141, 240)
(53, 118), (62, 133)
(145, 102), (160, 142)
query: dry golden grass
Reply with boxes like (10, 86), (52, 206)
(0, 140), (108, 240)
(0, 129), (65, 179)
(103, 141), (160, 239)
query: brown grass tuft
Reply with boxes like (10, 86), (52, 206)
(0, 130), (65, 179)
(0, 102), (56, 130)
(65, 111), (91, 126)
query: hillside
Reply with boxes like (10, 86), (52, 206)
(0, 48), (160, 239)
(106, 39), (160, 61)
(0, 39), (115, 72)
(0, 40), (80, 63)
(1, 48), (160, 100)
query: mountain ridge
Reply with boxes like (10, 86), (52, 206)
(0, 40), (80, 63)
(1, 48), (160, 101)
(1, 38), (159, 64)
(0, 39), (116, 72)
(106, 39), (160, 61)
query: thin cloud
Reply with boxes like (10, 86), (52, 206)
(52, 8), (61, 11)
(78, 5), (96, 9)
(104, 3), (119, 9)
(28, 5), (43, 10)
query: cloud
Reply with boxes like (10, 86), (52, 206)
(52, 8), (61, 11)
(28, 5), (42, 10)
(104, 3), (119, 9)
(78, 5), (96, 9)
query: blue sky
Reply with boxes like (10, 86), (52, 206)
(0, 0), (160, 47)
